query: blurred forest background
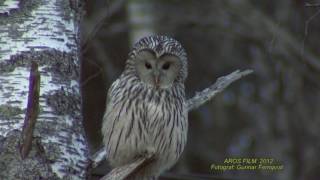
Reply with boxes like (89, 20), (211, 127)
(80, 0), (320, 180)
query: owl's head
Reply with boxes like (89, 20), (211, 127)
(126, 35), (187, 89)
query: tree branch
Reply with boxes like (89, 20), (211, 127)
(20, 61), (40, 159)
(305, 3), (320, 7)
(100, 153), (155, 180)
(187, 69), (253, 111)
(82, 0), (127, 50)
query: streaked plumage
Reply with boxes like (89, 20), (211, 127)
(102, 35), (188, 179)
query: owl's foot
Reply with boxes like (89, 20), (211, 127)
(133, 146), (156, 163)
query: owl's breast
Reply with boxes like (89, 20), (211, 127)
(103, 80), (187, 169)
(142, 88), (188, 167)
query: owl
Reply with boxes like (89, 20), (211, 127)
(102, 35), (188, 179)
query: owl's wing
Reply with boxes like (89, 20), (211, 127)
(105, 78), (120, 107)
(102, 78), (120, 136)
(105, 86), (112, 109)
(106, 78), (120, 107)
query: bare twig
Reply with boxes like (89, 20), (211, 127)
(100, 153), (155, 180)
(82, 0), (127, 50)
(302, 8), (320, 58)
(80, 66), (102, 88)
(187, 70), (253, 111)
(222, 2), (320, 73)
(305, 3), (320, 7)
(20, 61), (40, 159)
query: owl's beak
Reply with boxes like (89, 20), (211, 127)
(154, 76), (160, 88)
(153, 71), (160, 88)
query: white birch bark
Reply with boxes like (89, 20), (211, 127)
(0, 0), (88, 179)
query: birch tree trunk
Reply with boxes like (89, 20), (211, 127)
(0, 0), (88, 179)
(127, 0), (155, 45)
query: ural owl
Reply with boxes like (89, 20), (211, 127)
(102, 35), (188, 179)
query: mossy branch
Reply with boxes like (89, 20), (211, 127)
(187, 69), (253, 111)
(100, 153), (155, 180)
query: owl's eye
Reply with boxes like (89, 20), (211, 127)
(145, 62), (152, 69)
(162, 62), (170, 70)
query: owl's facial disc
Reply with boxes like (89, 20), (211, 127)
(135, 50), (181, 89)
